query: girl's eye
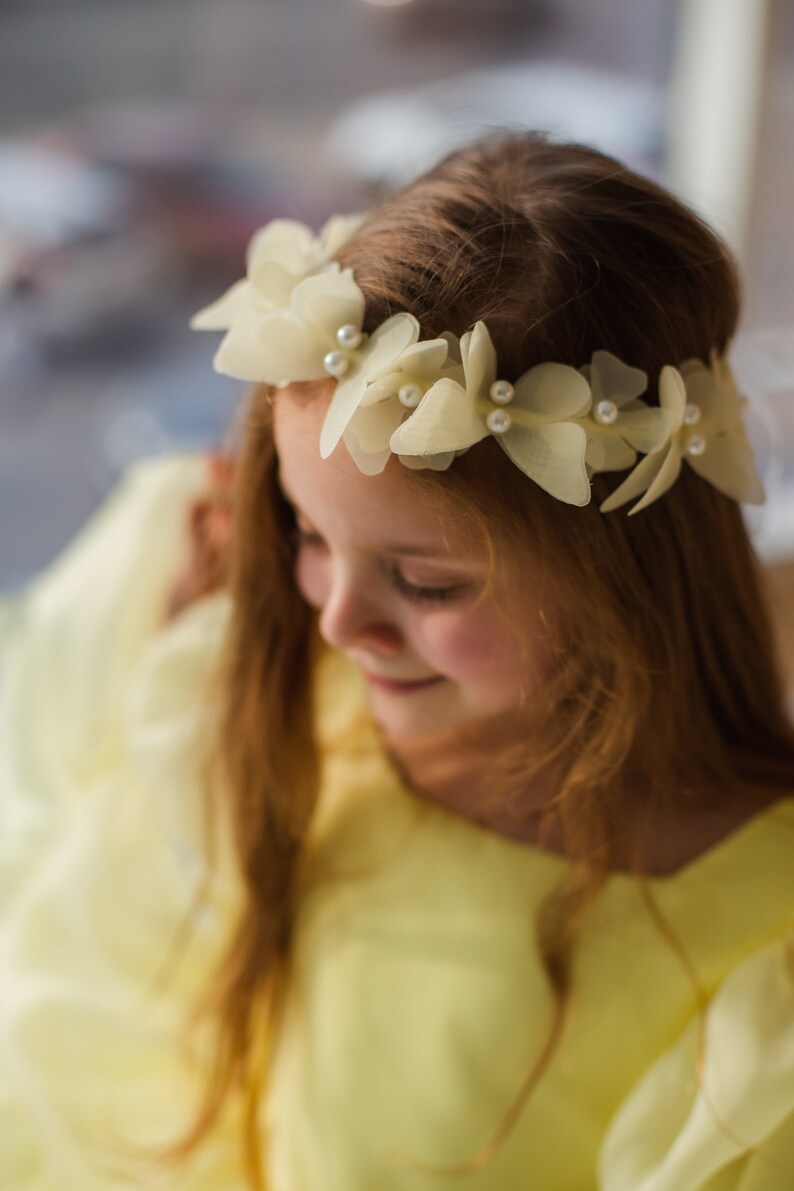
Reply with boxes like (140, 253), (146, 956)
(290, 521), (466, 605)
(388, 567), (468, 605)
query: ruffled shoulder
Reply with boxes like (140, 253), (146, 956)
(599, 924), (794, 1190)
(0, 455), (210, 896)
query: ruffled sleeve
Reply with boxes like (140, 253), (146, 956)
(599, 926), (794, 1191)
(0, 457), (247, 1190)
(0, 455), (210, 898)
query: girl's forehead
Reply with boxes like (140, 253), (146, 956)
(273, 388), (479, 557)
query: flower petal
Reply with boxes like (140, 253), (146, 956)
(291, 270), (365, 342)
(389, 377), (488, 456)
(246, 222), (324, 308)
(357, 314), (421, 382)
(586, 438), (608, 471)
(318, 212), (365, 258)
(590, 437), (637, 473)
(599, 448), (669, 513)
(342, 431), (391, 476)
(628, 445), (683, 514)
(213, 313), (327, 383)
(617, 406), (675, 455)
(359, 373), (403, 406)
(590, 351), (648, 407)
(398, 450), (456, 471)
(249, 261), (308, 310)
(687, 434), (765, 504)
(460, 322), (497, 397)
(658, 366), (686, 428)
(397, 339), (451, 378)
(513, 364), (591, 420)
(320, 373), (368, 459)
(319, 315), (420, 459)
(682, 357), (746, 434)
(190, 280), (254, 330)
(346, 398), (405, 455)
(247, 218), (318, 274)
(500, 421), (590, 505)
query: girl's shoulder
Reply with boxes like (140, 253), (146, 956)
(626, 784), (794, 878)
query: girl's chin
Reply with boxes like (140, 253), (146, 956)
(367, 688), (478, 744)
(373, 693), (531, 752)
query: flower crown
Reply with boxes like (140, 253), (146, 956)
(192, 215), (765, 514)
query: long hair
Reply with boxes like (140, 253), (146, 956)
(188, 132), (794, 1184)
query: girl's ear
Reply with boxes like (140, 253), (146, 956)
(167, 454), (234, 621)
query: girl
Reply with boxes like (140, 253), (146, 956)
(1, 132), (793, 1191)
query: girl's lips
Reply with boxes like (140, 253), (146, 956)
(362, 671), (443, 693)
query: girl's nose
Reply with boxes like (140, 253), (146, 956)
(318, 572), (402, 657)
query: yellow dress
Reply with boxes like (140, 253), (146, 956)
(1, 456), (793, 1191)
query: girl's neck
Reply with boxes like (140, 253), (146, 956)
(381, 715), (558, 843)
(381, 723), (785, 876)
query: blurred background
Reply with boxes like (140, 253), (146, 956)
(0, 0), (793, 618)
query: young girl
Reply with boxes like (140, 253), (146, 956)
(2, 132), (793, 1191)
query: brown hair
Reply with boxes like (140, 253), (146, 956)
(186, 132), (794, 1183)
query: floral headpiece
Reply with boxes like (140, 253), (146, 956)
(192, 216), (765, 514)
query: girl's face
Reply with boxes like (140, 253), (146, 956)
(274, 389), (550, 741)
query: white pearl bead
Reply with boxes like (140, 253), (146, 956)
(398, 383), (423, 409)
(594, 399), (619, 426)
(486, 408), (511, 435)
(336, 324), (362, 349)
(683, 402), (701, 426)
(324, 350), (350, 379)
(686, 432), (707, 456)
(489, 379), (514, 405)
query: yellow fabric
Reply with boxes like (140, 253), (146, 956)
(1, 457), (793, 1190)
(0, 458), (246, 1190)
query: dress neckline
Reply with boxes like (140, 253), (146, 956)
(316, 648), (794, 888)
(375, 732), (794, 886)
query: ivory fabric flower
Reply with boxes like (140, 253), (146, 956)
(190, 215), (365, 383)
(390, 322), (593, 505)
(203, 267), (367, 385)
(191, 215), (360, 331)
(318, 314), (423, 459)
(190, 212), (766, 519)
(316, 212), (365, 260)
(600, 356), (765, 515)
(579, 351), (673, 472)
(339, 338), (460, 475)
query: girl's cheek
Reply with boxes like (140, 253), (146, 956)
(416, 616), (490, 669)
(422, 613), (526, 673)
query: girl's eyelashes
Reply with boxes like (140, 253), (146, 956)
(387, 567), (469, 605)
(290, 525), (322, 547)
